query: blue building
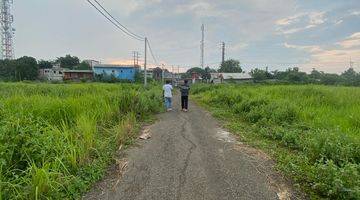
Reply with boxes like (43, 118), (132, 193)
(93, 65), (137, 82)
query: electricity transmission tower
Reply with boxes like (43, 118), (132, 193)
(0, 0), (15, 60)
(200, 24), (204, 69)
(350, 57), (354, 68)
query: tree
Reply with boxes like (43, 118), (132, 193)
(309, 68), (322, 79)
(185, 67), (206, 79)
(341, 68), (360, 86)
(218, 59), (242, 73)
(0, 59), (16, 80)
(13, 56), (39, 81)
(76, 61), (91, 70)
(250, 68), (272, 82)
(320, 73), (342, 85)
(38, 60), (53, 69)
(273, 67), (308, 83)
(203, 66), (216, 81)
(56, 54), (80, 69)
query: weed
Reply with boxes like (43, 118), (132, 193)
(192, 84), (360, 199)
(0, 83), (162, 199)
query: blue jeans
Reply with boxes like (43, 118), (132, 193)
(164, 97), (172, 109)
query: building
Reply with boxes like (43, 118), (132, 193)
(152, 67), (163, 81)
(93, 64), (137, 81)
(38, 64), (64, 81)
(210, 73), (253, 83)
(191, 72), (203, 83)
(63, 69), (93, 81)
(145, 68), (154, 79)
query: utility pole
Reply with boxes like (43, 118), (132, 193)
(133, 51), (140, 67)
(133, 51), (137, 67)
(221, 42), (225, 64)
(161, 63), (165, 84)
(172, 65), (174, 84)
(136, 52), (141, 67)
(0, 0), (15, 59)
(201, 24), (205, 69)
(144, 37), (148, 87)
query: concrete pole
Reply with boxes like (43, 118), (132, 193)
(144, 37), (148, 87)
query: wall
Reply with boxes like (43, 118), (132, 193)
(93, 66), (136, 81)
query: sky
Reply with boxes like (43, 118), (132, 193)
(13, 0), (360, 73)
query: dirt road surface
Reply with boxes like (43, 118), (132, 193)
(85, 95), (296, 200)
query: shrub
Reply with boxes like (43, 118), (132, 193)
(0, 83), (162, 199)
(191, 84), (360, 199)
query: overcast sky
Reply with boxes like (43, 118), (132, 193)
(14, 0), (360, 73)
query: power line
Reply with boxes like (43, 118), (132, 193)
(86, 0), (144, 41)
(147, 40), (158, 65)
(92, 0), (144, 41)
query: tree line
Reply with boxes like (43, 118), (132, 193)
(183, 59), (242, 80)
(184, 58), (360, 87)
(250, 67), (360, 86)
(0, 55), (91, 81)
(1, 56), (358, 86)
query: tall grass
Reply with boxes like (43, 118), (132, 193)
(0, 83), (163, 199)
(192, 84), (360, 199)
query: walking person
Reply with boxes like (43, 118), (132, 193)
(180, 80), (190, 112)
(163, 80), (173, 111)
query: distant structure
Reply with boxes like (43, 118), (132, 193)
(0, 0), (15, 59)
(210, 73), (253, 84)
(83, 59), (100, 69)
(93, 64), (137, 82)
(200, 24), (204, 69)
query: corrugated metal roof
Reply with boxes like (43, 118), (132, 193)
(64, 70), (93, 73)
(93, 64), (136, 69)
(211, 73), (253, 80)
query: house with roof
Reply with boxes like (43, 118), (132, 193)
(63, 69), (94, 81)
(210, 72), (253, 83)
(38, 64), (64, 81)
(93, 64), (137, 82)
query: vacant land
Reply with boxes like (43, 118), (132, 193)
(0, 83), (162, 199)
(192, 84), (360, 199)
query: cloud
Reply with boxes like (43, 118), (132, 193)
(338, 32), (360, 48)
(308, 11), (326, 26)
(284, 43), (322, 53)
(334, 19), (343, 25)
(175, 1), (220, 17)
(276, 11), (327, 35)
(229, 43), (248, 51)
(275, 13), (306, 26)
(284, 33), (360, 72)
(351, 10), (360, 16)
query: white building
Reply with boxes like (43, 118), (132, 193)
(38, 64), (64, 81)
(210, 73), (253, 83)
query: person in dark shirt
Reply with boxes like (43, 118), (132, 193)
(179, 80), (190, 112)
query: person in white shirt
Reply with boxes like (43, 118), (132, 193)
(163, 80), (173, 111)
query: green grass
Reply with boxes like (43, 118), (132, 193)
(191, 84), (360, 200)
(0, 83), (163, 199)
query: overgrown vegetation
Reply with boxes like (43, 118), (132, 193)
(0, 83), (163, 199)
(191, 84), (360, 199)
(251, 67), (360, 86)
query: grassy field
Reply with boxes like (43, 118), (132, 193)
(0, 83), (163, 199)
(191, 84), (360, 199)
